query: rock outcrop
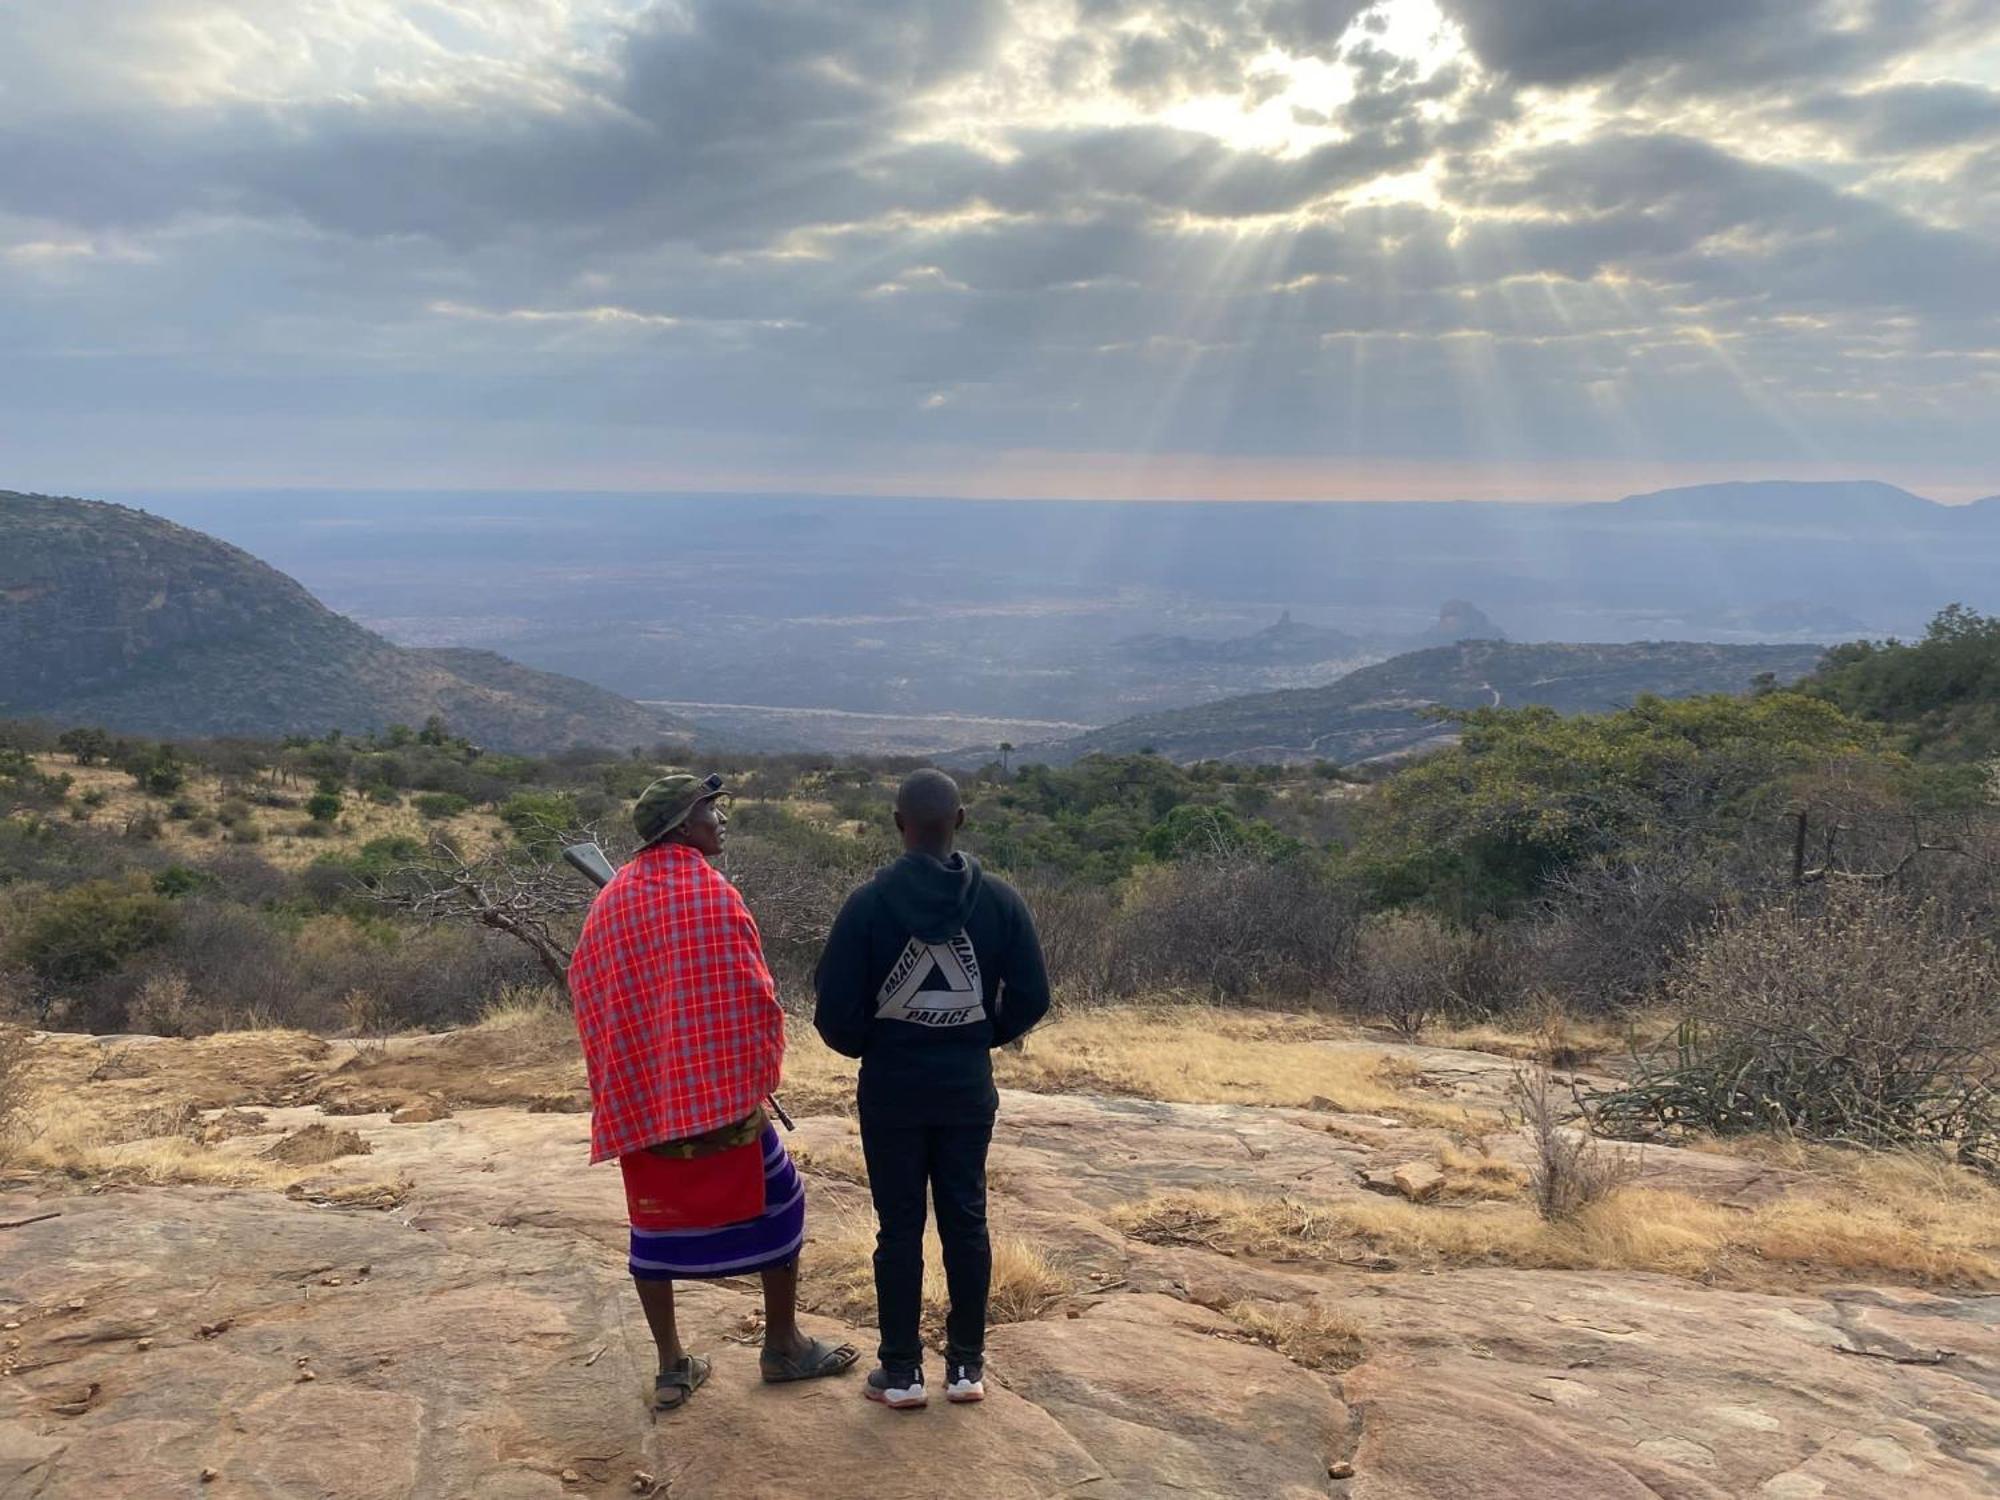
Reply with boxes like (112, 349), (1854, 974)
(2, 1039), (1995, 1497)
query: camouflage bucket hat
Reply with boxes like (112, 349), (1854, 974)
(633, 772), (727, 847)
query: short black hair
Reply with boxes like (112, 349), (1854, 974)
(895, 767), (962, 825)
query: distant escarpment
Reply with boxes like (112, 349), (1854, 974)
(0, 491), (689, 752)
(1028, 639), (1828, 766)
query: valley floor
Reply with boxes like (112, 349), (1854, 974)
(2, 1010), (1996, 1498)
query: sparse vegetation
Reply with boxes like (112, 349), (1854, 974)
(1589, 891), (2000, 1170)
(1512, 1066), (1633, 1222)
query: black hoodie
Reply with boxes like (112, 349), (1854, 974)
(812, 851), (1051, 1125)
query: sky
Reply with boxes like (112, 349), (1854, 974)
(2, 0), (1997, 502)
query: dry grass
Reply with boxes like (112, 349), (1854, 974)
(1223, 1298), (1366, 1372)
(0, 1025), (34, 1144)
(1435, 1142), (1528, 1202)
(802, 1212), (1074, 1335)
(473, 984), (576, 1053)
(1115, 1156), (2000, 1289)
(991, 1007), (1490, 1129)
(790, 1138), (871, 1185)
(776, 1021), (860, 1117)
(1428, 1010), (1652, 1068)
(3, 1097), (308, 1188)
(778, 1005), (1487, 1125)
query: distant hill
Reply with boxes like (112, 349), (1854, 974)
(1410, 600), (1505, 647)
(1606, 480), (1942, 528)
(0, 492), (691, 752)
(1025, 640), (1829, 766)
(1115, 611), (1362, 666)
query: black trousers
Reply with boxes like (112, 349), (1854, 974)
(858, 1116), (994, 1370)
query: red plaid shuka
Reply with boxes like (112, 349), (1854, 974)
(567, 844), (784, 1164)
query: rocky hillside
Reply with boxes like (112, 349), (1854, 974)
(0, 492), (689, 752)
(1031, 639), (1829, 764)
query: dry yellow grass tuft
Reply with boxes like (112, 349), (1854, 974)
(990, 1007), (1490, 1129)
(1115, 1158), (2000, 1290)
(803, 1213), (1074, 1334)
(1223, 1298), (1366, 1372)
(1427, 1014), (1645, 1067)
(4, 1097), (307, 1189)
(1436, 1142), (1528, 1201)
(790, 1138), (871, 1185)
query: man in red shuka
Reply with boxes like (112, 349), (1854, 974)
(567, 772), (856, 1412)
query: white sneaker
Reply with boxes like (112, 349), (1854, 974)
(865, 1365), (927, 1409)
(945, 1362), (985, 1403)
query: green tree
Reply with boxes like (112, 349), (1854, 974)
(1355, 693), (1871, 919)
(57, 726), (112, 765)
(8, 877), (177, 987)
(133, 747), (186, 797)
(306, 777), (344, 823)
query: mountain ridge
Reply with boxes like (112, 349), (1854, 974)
(1017, 639), (1830, 766)
(0, 491), (691, 752)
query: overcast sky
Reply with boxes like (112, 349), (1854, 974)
(3, 0), (1997, 501)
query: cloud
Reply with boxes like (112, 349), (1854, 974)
(1441, 0), (1998, 95)
(0, 0), (1996, 492)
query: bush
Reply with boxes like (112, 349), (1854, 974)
(1347, 912), (1527, 1036)
(126, 969), (211, 1037)
(133, 749), (186, 798)
(306, 779), (343, 823)
(1590, 890), (2000, 1170)
(1110, 856), (1357, 1002)
(414, 792), (470, 821)
(1013, 879), (1119, 1004)
(1512, 1065), (1633, 1222)
(6, 876), (178, 989)
(499, 791), (579, 844)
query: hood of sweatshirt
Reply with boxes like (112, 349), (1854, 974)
(878, 850), (984, 944)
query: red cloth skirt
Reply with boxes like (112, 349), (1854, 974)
(619, 1139), (766, 1231)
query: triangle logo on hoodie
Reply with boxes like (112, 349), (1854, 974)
(875, 932), (985, 1028)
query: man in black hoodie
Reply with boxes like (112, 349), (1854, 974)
(812, 768), (1051, 1411)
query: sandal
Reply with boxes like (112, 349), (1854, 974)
(651, 1353), (711, 1412)
(759, 1336), (860, 1384)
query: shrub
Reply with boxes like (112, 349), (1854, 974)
(306, 779), (343, 823)
(57, 727), (112, 765)
(126, 969), (210, 1037)
(499, 791), (579, 844)
(133, 749), (186, 797)
(1110, 856), (1357, 1002)
(6, 876), (178, 988)
(414, 792), (469, 821)
(1590, 890), (2000, 1170)
(1346, 912), (1526, 1037)
(1512, 1066), (1633, 1222)
(1012, 878), (1119, 1004)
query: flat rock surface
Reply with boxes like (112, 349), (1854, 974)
(2, 1071), (1994, 1497)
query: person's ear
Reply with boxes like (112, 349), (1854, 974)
(893, 809), (906, 833)
(954, 807), (966, 830)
